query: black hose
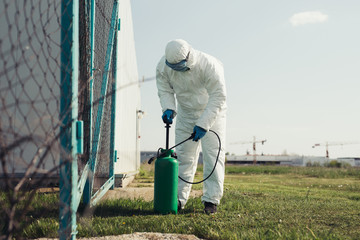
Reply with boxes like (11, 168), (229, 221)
(148, 129), (222, 185)
(178, 130), (221, 185)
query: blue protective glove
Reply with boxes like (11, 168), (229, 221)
(192, 126), (207, 142)
(162, 109), (175, 124)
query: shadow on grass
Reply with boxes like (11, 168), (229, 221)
(78, 199), (206, 217)
(178, 208), (205, 215)
(26, 205), (59, 219)
(94, 205), (155, 217)
(78, 199), (156, 217)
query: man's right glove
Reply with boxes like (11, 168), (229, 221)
(192, 125), (207, 142)
(162, 109), (175, 124)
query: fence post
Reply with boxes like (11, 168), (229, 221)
(59, 0), (79, 239)
(109, 6), (119, 190)
(83, 0), (96, 207)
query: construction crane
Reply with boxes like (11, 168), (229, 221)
(231, 136), (267, 164)
(312, 142), (359, 158)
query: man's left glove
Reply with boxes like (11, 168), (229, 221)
(162, 109), (175, 124)
(192, 126), (207, 142)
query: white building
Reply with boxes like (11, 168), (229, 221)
(0, 0), (141, 188)
(113, 0), (141, 186)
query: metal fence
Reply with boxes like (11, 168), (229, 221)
(0, 0), (119, 239)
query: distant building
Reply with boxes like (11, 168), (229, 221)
(226, 155), (303, 165)
(141, 152), (360, 167)
(226, 155), (360, 167)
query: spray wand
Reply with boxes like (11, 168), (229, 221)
(148, 123), (221, 185)
(147, 123), (194, 164)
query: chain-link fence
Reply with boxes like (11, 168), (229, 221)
(92, 0), (116, 187)
(0, 0), (118, 239)
(0, 1), (62, 237)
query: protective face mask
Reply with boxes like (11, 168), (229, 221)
(165, 59), (190, 72)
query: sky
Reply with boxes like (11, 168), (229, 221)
(130, 0), (360, 158)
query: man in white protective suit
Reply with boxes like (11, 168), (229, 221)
(156, 39), (227, 214)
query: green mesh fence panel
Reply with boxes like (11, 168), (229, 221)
(92, 0), (116, 186)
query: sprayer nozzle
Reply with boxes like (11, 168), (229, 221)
(148, 156), (156, 164)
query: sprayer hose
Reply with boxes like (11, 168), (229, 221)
(178, 129), (221, 185)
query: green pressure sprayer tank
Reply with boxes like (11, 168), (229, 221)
(154, 148), (178, 214)
(149, 123), (220, 214)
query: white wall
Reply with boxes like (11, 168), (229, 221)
(114, 0), (141, 175)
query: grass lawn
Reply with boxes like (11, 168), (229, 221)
(2, 165), (360, 239)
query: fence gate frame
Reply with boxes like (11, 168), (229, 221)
(59, 0), (119, 239)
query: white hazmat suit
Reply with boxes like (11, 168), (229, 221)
(156, 39), (227, 208)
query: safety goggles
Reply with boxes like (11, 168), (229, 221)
(165, 52), (190, 72)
